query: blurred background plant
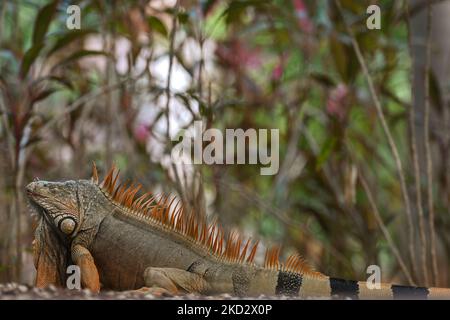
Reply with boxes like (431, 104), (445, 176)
(1, 0), (449, 289)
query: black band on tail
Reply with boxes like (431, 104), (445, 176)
(330, 278), (359, 299)
(276, 271), (302, 295)
(391, 285), (429, 300)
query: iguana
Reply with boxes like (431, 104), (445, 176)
(26, 164), (450, 299)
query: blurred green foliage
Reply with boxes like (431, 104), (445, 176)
(0, 0), (449, 289)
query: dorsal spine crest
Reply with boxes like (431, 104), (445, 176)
(92, 163), (321, 276)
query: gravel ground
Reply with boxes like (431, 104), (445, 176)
(0, 283), (313, 300)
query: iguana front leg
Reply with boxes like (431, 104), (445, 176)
(141, 267), (210, 295)
(71, 244), (100, 293)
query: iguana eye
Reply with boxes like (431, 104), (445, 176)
(58, 217), (76, 235)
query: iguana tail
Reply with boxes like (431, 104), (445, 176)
(94, 165), (450, 299)
(274, 273), (450, 299)
(242, 264), (450, 299)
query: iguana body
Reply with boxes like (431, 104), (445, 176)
(26, 165), (450, 299)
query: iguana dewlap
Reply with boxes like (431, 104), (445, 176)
(26, 165), (450, 299)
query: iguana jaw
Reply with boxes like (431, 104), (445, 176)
(27, 191), (73, 251)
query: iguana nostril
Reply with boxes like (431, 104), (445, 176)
(26, 182), (36, 194)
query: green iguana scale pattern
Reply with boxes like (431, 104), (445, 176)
(26, 164), (450, 299)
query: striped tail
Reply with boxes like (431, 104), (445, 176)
(275, 272), (450, 299)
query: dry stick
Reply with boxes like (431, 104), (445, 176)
(165, 1), (189, 211)
(166, 3), (182, 205)
(359, 172), (415, 286)
(104, 21), (114, 170)
(405, 0), (429, 286)
(13, 116), (35, 282)
(0, 1), (6, 44)
(165, 0), (179, 141)
(194, 11), (207, 219)
(0, 94), (15, 169)
(335, 0), (417, 282)
(424, 2), (439, 286)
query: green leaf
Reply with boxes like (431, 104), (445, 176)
(47, 29), (95, 57)
(20, 43), (44, 78)
(340, 0), (366, 14)
(330, 34), (348, 82)
(164, 8), (190, 24)
(316, 137), (337, 170)
(147, 16), (168, 38)
(429, 70), (442, 112)
(177, 12), (190, 24)
(201, 0), (219, 15)
(34, 75), (74, 90)
(31, 88), (59, 104)
(223, 1), (247, 25)
(32, 1), (59, 46)
(222, 0), (267, 25)
(0, 49), (19, 73)
(310, 72), (336, 88)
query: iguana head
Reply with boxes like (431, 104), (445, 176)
(26, 179), (92, 288)
(26, 179), (90, 238)
(26, 165), (110, 288)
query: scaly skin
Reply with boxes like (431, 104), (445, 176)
(32, 218), (69, 287)
(26, 173), (450, 299)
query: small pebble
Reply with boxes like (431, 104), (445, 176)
(82, 289), (92, 296)
(0, 282), (325, 300)
(48, 285), (57, 292)
(18, 285), (28, 293)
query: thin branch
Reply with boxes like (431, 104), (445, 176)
(405, 0), (429, 286)
(396, 0), (446, 23)
(335, 0), (417, 281)
(164, 0), (179, 141)
(0, 0), (6, 44)
(103, 13), (116, 171)
(424, 1), (439, 285)
(358, 171), (415, 286)
(37, 78), (131, 135)
(164, 1), (202, 218)
(0, 93), (15, 168)
(217, 178), (353, 270)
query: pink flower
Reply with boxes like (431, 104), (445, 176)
(215, 40), (262, 71)
(134, 123), (150, 143)
(272, 54), (288, 81)
(272, 63), (284, 81)
(326, 84), (349, 120)
(293, 0), (314, 34)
